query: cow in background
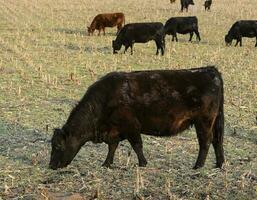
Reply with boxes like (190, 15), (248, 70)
(180, 0), (194, 12)
(87, 13), (125, 36)
(112, 22), (165, 55)
(204, 0), (212, 11)
(225, 20), (257, 47)
(164, 16), (201, 42)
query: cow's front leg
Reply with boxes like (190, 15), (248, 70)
(128, 135), (147, 167)
(98, 29), (101, 36)
(239, 37), (242, 46)
(175, 33), (178, 42)
(235, 39), (239, 46)
(124, 44), (129, 53)
(102, 142), (119, 168)
(103, 27), (106, 36)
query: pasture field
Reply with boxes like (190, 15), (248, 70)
(0, 0), (256, 199)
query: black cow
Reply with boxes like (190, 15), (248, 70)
(164, 16), (201, 42)
(225, 20), (257, 47)
(181, 0), (194, 12)
(204, 0), (212, 11)
(112, 22), (165, 55)
(49, 66), (225, 170)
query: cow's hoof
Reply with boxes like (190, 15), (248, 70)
(102, 162), (112, 168)
(193, 164), (203, 169)
(139, 160), (147, 167)
(215, 162), (224, 169)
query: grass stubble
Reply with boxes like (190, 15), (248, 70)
(0, 0), (256, 199)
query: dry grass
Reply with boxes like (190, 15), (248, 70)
(0, 0), (256, 199)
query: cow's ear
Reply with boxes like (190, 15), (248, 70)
(53, 128), (65, 140)
(54, 128), (64, 136)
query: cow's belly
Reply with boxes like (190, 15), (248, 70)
(140, 113), (193, 136)
(134, 38), (152, 43)
(242, 32), (257, 37)
(177, 29), (192, 34)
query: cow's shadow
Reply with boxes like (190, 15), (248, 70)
(84, 46), (112, 54)
(0, 120), (50, 167)
(53, 28), (85, 36)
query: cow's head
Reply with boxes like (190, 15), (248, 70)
(225, 34), (232, 46)
(49, 128), (82, 170)
(189, 0), (195, 5)
(112, 40), (122, 54)
(87, 26), (94, 36)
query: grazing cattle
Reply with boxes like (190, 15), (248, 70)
(225, 20), (257, 47)
(49, 66), (225, 170)
(87, 13), (125, 36)
(112, 22), (165, 55)
(180, 0), (194, 12)
(204, 0), (212, 11)
(164, 16), (201, 42)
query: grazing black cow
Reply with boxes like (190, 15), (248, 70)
(225, 20), (257, 47)
(49, 66), (225, 170)
(181, 0), (194, 12)
(164, 16), (201, 42)
(204, 0), (212, 11)
(112, 22), (165, 55)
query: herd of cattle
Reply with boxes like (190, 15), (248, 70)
(49, 1), (256, 170)
(86, 2), (257, 55)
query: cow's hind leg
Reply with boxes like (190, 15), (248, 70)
(189, 32), (194, 42)
(117, 24), (122, 34)
(128, 134), (147, 167)
(102, 142), (119, 167)
(173, 33), (178, 42)
(172, 35), (175, 42)
(212, 135), (224, 168)
(155, 40), (160, 55)
(194, 118), (214, 169)
(195, 30), (201, 41)
(255, 37), (257, 47)
(212, 108), (225, 168)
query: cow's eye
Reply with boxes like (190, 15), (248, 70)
(54, 144), (62, 151)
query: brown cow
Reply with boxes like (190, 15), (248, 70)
(49, 66), (225, 170)
(87, 12), (125, 36)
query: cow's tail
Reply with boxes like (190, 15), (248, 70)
(212, 67), (225, 168)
